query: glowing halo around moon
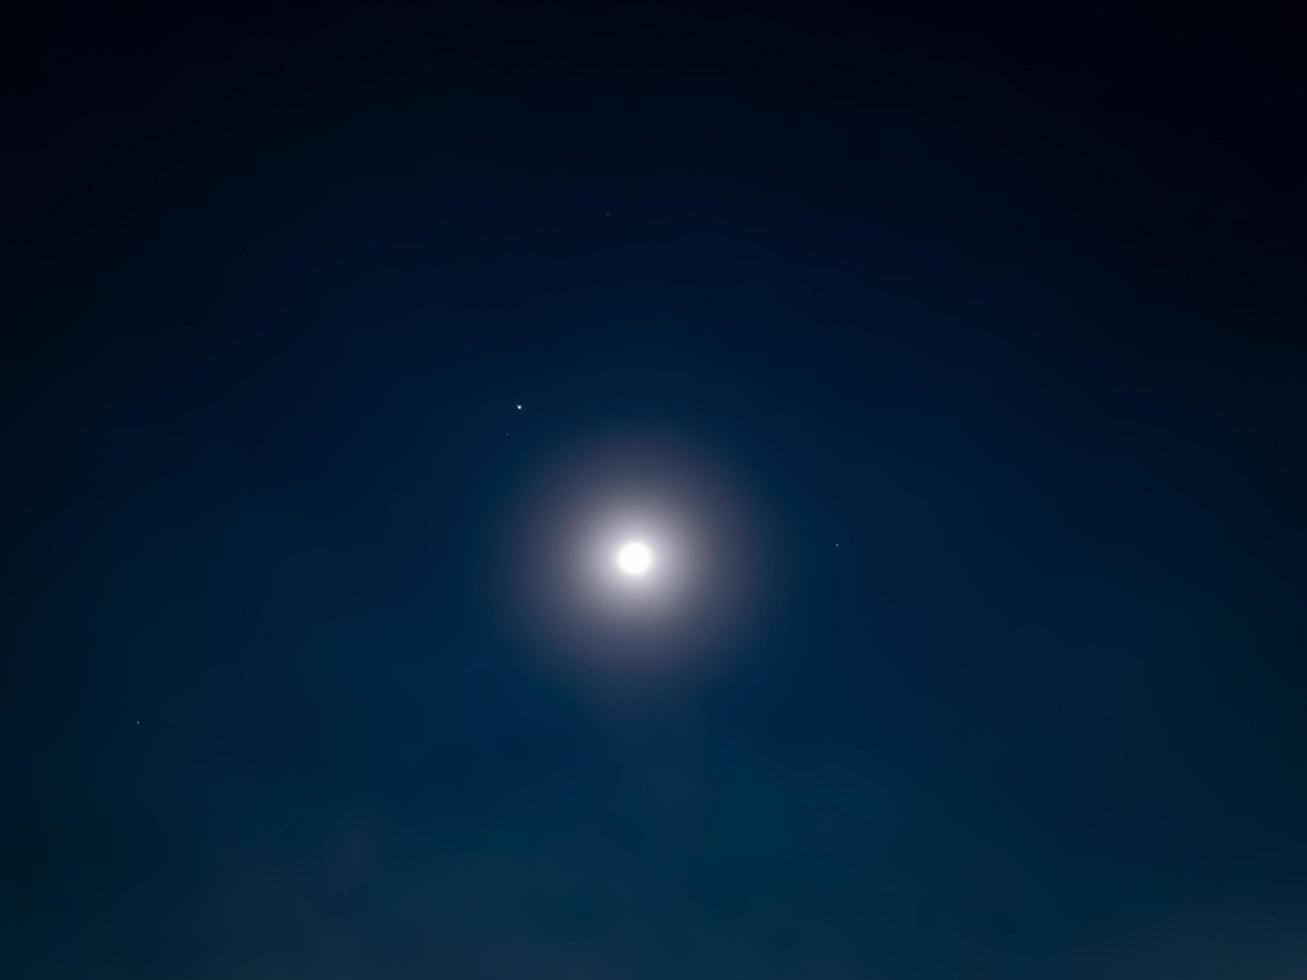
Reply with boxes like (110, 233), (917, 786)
(501, 435), (772, 684)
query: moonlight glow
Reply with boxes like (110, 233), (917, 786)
(616, 540), (653, 576)
(504, 435), (770, 681)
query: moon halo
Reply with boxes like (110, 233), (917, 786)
(502, 435), (769, 683)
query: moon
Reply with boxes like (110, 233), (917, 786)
(503, 434), (770, 681)
(616, 540), (653, 577)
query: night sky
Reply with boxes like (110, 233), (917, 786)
(6, 3), (1307, 977)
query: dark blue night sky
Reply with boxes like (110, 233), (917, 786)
(6, 3), (1307, 977)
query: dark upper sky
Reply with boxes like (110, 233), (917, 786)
(5, 3), (1307, 977)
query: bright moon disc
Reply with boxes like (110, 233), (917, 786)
(616, 541), (653, 576)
